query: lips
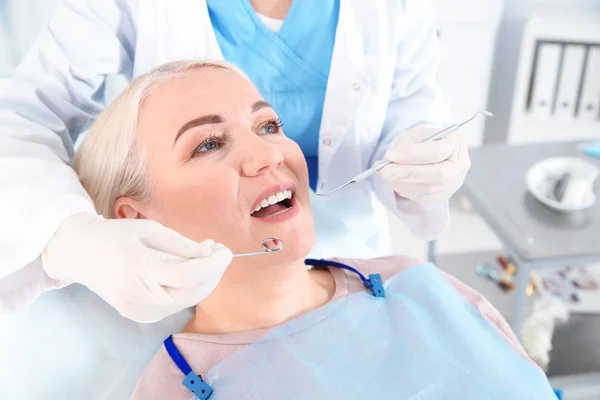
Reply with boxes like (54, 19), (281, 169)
(250, 182), (297, 220)
(251, 189), (293, 215)
(251, 183), (295, 213)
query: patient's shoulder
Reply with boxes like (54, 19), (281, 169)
(131, 334), (246, 400)
(331, 255), (425, 294)
(131, 344), (193, 400)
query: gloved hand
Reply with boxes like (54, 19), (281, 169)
(378, 127), (471, 204)
(42, 213), (232, 323)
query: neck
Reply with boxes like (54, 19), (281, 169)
(187, 257), (334, 334)
(249, 0), (292, 19)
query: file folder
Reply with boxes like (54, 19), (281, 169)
(578, 46), (600, 121)
(530, 43), (562, 119)
(555, 45), (586, 119)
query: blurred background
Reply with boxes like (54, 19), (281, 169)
(1, 0), (600, 397)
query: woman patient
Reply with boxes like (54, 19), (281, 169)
(74, 61), (556, 399)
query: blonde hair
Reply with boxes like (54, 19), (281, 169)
(74, 60), (248, 218)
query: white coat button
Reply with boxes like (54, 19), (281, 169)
(319, 182), (325, 191)
(352, 83), (361, 91)
(322, 138), (332, 146)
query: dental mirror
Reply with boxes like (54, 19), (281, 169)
(232, 237), (284, 258)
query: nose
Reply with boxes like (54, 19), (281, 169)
(239, 135), (284, 177)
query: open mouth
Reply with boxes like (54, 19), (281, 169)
(251, 189), (294, 218)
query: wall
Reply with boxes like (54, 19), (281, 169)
(433, 0), (504, 147)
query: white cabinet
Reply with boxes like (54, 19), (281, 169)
(507, 12), (600, 144)
(432, 0), (504, 147)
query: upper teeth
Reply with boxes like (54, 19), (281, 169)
(253, 190), (292, 213)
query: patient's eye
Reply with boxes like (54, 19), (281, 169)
(258, 119), (283, 135)
(192, 134), (224, 157)
(203, 141), (218, 151)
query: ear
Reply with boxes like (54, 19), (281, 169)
(114, 196), (146, 219)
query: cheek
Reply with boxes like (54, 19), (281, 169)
(285, 144), (309, 179)
(144, 169), (241, 242)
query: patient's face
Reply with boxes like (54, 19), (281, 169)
(123, 67), (314, 260)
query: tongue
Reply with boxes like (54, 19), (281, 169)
(252, 203), (287, 218)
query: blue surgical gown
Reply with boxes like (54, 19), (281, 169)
(207, 0), (340, 190)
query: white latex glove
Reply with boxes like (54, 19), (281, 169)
(42, 213), (232, 323)
(378, 127), (471, 204)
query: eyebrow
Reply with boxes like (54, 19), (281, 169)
(173, 101), (273, 146)
(251, 100), (272, 113)
(174, 115), (223, 146)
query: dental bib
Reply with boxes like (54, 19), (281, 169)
(186, 263), (555, 399)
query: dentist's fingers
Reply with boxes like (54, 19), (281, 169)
(148, 246), (233, 289)
(44, 213), (231, 323)
(378, 153), (467, 185)
(378, 127), (471, 205)
(385, 130), (459, 165)
(142, 226), (216, 258)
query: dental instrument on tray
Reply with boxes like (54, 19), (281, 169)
(316, 110), (493, 197)
(232, 237), (284, 258)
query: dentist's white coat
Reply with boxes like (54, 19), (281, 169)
(0, 0), (450, 313)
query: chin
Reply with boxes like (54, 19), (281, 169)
(283, 230), (315, 261)
(258, 224), (315, 265)
(250, 195), (315, 261)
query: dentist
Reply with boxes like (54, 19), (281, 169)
(0, 0), (470, 323)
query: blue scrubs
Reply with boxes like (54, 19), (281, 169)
(207, 0), (340, 190)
